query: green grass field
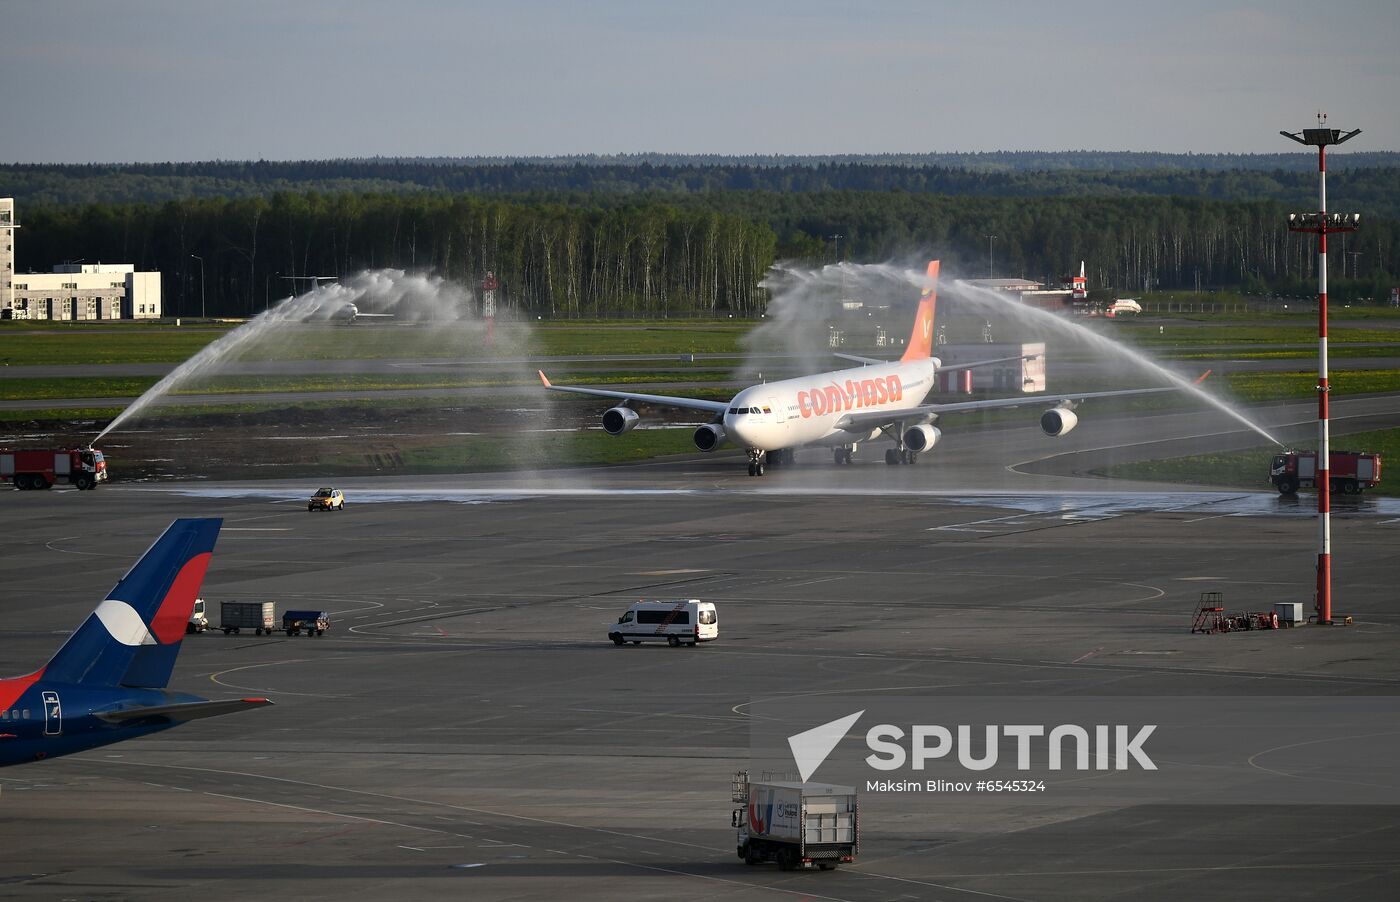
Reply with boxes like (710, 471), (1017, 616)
(1096, 427), (1400, 497)
(1104, 323), (1400, 347)
(1222, 369), (1400, 402)
(0, 320), (751, 366)
(0, 369), (735, 402)
(0, 328), (228, 365)
(7, 315), (1396, 368)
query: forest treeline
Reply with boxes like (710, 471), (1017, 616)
(5, 155), (1400, 218)
(15, 192), (1398, 318)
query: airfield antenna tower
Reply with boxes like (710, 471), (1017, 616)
(1280, 113), (1361, 626)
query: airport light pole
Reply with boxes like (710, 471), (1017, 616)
(985, 235), (996, 278)
(1281, 115), (1361, 626)
(190, 254), (206, 320)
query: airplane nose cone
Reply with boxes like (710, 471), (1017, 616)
(726, 415), (760, 449)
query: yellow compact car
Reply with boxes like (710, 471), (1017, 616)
(308, 487), (346, 511)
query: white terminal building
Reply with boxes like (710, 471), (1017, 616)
(0, 197), (163, 321)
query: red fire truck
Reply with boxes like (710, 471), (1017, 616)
(1, 447), (108, 490)
(1270, 450), (1381, 496)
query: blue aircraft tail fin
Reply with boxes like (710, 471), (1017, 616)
(43, 518), (222, 689)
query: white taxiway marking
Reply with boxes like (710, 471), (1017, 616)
(1071, 647), (1104, 664)
(930, 513), (1037, 533)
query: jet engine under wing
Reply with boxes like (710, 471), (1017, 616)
(834, 385), (1194, 433)
(95, 697), (273, 725)
(537, 371), (729, 415)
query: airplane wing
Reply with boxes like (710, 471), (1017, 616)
(353, 313), (394, 318)
(538, 371), (730, 415)
(95, 697), (273, 725)
(835, 352), (1041, 371)
(937, 352), (1043, 374)
(835, 382), (1204, 433)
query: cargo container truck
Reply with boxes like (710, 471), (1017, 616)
(732, 772), (858, 871)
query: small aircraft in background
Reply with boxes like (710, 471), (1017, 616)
(326, 301), (394, 325)
(280, 276), (392, 324)
(541, 260), (1202, 476)
(0, 518), (271, 767)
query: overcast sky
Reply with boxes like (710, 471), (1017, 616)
(3, 0), (1396, 162)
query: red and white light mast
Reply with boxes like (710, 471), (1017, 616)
(481, 270), (498, 347)
(1280, 114), (1360, 626)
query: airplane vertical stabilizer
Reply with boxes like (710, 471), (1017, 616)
(1072, 261), (1088, 300)
(42, 518), (221, 689)
(900, 260), (940, 363)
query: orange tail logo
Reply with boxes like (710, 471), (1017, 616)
(901, 260), (939, 363)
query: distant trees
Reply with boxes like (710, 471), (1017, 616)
(9, 166), (1398, 317)
(5, 155), (1400, 217)
(17, 194), (777, 318)
(706, 191), (1399, 302)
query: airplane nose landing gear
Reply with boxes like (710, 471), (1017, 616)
(746, 449), (767, 477)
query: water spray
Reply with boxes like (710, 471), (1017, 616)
(92, 269), (485, 444)
(945, 278), (1285, 449)
(745, 259), (1283, 450)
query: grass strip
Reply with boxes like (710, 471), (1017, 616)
(1095, 427), (1400, 497)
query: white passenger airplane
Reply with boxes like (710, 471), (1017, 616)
(281, 276), (394, 324)
(326, 302), (394, 325)
(540, 261), (1198, 476)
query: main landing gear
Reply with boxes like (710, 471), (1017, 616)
(883, 424), (919, 465)
(885, 447), (919, 465)
(767, 448), (796, 469)
(832, 444), (855, 465)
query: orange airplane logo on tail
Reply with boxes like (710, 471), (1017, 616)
(900, 260), (939, 363)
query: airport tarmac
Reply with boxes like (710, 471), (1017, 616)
(2, 428), (1399, 900)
